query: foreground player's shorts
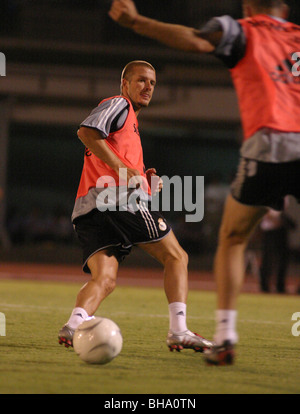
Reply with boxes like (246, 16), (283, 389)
(231, 157), (300, 211)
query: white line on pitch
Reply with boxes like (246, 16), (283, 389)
(0, 302), (290, 326)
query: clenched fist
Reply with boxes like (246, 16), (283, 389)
(109, 0), (139, 28)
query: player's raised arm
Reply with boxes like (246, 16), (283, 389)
(109, 0), (217, 54)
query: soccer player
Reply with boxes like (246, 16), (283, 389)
(58, 60), (213, 353)
(109, 0), (300, 365)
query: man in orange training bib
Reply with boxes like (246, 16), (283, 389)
(58, 60), (213, 353)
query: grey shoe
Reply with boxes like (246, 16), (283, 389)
(204, 340), (235, 366)
(58, 324), (75, 348)
(166, 330), (213, 352)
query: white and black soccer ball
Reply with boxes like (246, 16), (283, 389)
(73, 317), (123, 365)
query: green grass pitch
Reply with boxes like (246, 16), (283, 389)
(0, 278), (299, 394)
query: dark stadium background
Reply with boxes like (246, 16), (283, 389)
(0, 0), (299, 275)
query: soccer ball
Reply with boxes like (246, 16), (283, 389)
(73, 316), (123, 365)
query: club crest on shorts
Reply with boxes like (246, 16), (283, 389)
(158, 218), (167, 231)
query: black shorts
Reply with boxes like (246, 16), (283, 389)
(73, 201), (171, 273)
(231, 158), (300, 210)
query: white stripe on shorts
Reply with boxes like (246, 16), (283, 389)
(138, 201), (159, 239)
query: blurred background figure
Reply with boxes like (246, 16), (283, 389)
(259, 202), (296, 293)
(203, 172), (229, 251)
(0, 186), (11, 249)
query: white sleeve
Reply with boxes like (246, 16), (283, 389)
(200, 15), (246, 68)
(80, 96), (129, 138)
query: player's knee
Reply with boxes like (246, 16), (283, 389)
(218, 225), (249, 247)
(165, 246), (189, 268)
(181, 248), (189, 267)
